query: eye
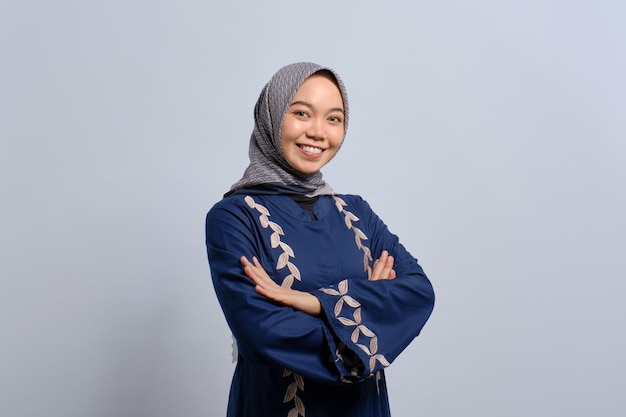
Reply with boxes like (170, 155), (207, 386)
(293, 110), (309, 118)
(329, 115), (343, 123)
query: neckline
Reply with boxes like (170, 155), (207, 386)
(254, 194), (333, 222)
(289, 195), (319, 220)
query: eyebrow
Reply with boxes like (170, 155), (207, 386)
(289, 100), (344, 114)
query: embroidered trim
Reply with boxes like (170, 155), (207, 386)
(283, 369), (305, 417)
(244, 195), (305, 417)
(244, 196), (302, 288)
(321, 280), (390, 373)
(326, 196), (390, 374)
(332, 196), (373, 279)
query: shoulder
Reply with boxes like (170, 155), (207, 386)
(205, 195), (267, 245)
(207, 194), (248, 214)
(206, 194), (287, 224)
(331, 194), (389, 233)
(331, 194), (374, 213)
(206, 194), (255, 225)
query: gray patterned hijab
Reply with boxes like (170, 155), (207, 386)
(228, 62), (349, 197)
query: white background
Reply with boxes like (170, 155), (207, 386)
(2, 1), (625, 416)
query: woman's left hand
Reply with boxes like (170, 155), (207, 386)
(240, 256), (322, 316)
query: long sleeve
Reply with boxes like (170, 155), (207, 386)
(206, 198), (349, 384)
(315, 195), (435, 376)
(206, 193), (434, 388)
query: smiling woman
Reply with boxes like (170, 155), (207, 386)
(205, 62), (435, 417)
(280, 72), (346, 175)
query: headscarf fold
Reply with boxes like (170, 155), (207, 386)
(227, 62), (349, 197)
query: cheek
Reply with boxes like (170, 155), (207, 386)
(329, 128), (345, 148)
(280, 119), (300, 144)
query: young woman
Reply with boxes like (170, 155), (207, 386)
(205, 62), (435, 417)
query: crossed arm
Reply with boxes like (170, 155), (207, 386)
(240, 250), (397, 316)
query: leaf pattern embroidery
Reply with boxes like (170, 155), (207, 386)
(332, 196), (373, 279)
(325, 196), (391, 376)
(245, 195), (305, 417)
(245, 196), (301, 288)
(283, 368), (305, 417)
(323, 279), (390, 374)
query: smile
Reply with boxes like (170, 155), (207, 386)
(298, 145), (324, 154)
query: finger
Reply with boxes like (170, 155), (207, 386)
(389, 269), (396, 279)
(380, 255), (394, 279)
(248, 259), (280, 289)
(254, 283), (275, 299)
(373, 255), (383, 265)
(371, 251), (388, 280)
(256, 282), (290, 303)
(246, 265), (268, 284)
(241, 256), (270, 286)
(243, 264), (262, 284)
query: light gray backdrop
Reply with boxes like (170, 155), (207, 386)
(2, 1), (625, 416)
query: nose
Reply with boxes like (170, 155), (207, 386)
(306, 117), (325, 140)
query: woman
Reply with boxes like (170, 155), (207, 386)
(205, 62), (435, 417)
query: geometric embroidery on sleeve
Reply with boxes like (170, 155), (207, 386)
(321, 280), (390, 374)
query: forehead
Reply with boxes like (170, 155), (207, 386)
(292, 74), (344, 105)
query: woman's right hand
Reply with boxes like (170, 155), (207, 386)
(370, 250), (396, 281)
(241, 256), (322, 316)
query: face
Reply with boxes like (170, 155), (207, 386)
(280, 73), (345, 175)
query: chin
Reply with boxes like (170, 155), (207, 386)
(292, 162), (324, 175)
(286, 158), (326, 176)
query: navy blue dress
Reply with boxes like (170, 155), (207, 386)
(205, 193), (434, 417)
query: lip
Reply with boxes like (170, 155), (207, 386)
(297, 144), (326, 158)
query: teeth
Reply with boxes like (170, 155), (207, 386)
(301, 145), (322, 154)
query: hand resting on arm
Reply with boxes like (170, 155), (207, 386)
(240, 250), (396, 316)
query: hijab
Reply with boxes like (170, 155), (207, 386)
(227, 62), (349, 197)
